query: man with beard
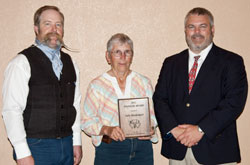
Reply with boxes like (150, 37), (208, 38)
(153, 7), (248, 165)
(2, 6), (82, 165)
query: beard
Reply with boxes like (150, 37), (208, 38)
(42, 32), (64, 48)
(186, 33), (213, 53)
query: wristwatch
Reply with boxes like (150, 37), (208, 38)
(198, 126), (203, 133)
(163, 132), (173, 141)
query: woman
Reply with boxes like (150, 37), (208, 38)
(81, 33), (158, 165)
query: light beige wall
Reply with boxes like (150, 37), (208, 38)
(0, 0), (249, 164)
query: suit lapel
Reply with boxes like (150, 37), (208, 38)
(191, 45), (218, 93)
(178, 50), (189, 95)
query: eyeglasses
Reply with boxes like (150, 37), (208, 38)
(111, 50), (133, 58)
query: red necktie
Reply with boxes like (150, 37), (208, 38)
(189, 56), (200, 93)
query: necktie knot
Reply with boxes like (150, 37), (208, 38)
(51, 52), (56, 60)
(194, 55), (200, 62)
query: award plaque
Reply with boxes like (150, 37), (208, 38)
(118, 97), (151, 138)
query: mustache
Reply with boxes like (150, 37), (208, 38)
(42, 32), (79, 52)
(191, 34), (204, 39)
(43, 32), (64, 45)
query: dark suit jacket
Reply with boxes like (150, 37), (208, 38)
(153, 44), (248, 164)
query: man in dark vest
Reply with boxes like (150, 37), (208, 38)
(2, 5), (82, 165)
(153, 7), (248, 165)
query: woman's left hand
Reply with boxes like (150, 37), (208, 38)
(138, 127), (155, 140)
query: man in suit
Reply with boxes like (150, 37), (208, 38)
(153, 7), (248, 165)
(2, 6), (82, 165)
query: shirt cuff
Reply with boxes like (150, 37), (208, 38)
(73, 132), (82, 146)
(150, 126), (159, 143)
(151, 133), (158, 143)
(14, 141), (31, 159)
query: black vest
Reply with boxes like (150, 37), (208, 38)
(20, 45), (77, 138)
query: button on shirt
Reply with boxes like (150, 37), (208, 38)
(188, 43), (213, 76)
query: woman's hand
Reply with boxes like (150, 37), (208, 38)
(138, 127), (155, 140)
(101, 126), (126, 141)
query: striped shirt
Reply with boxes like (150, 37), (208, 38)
(81, 71), (158, 146)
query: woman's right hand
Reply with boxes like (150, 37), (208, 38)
(101, 126), (125, 141)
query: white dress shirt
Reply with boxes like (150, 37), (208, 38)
(188, 43), (213, 76)
(2, 48), (82, 159)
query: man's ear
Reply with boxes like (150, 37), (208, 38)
(34, 25), (39, 36)
(211, 25), (215, 37)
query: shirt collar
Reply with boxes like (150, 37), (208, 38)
(35, 39), (61, 60)
(188, 43), (213, 60)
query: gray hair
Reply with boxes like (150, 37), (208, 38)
(184, 7), (214, 27)
(107, 33), (133, 54)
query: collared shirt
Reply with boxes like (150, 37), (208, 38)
(188, 43), (213, 76)
(2, 45), (82, 159)
(81, 71), (158, 146)
(35, 39), (63, 80)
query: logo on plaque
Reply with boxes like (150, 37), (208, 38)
(129, 119), (141, 129)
